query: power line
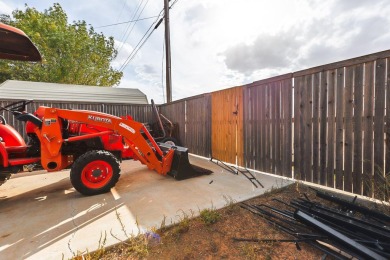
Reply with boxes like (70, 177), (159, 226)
(117, 0), (147, 54)
(119, 0), (180, 72)
(116, 0), (129, 24)
(119, 16), (161, 72)
(95, 16), (158, 29)
(161, 37), (166, 102)
(118, 9), (164, 71)
(170, 0), (179, 9)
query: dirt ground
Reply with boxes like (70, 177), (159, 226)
(76, 183), (388, 260)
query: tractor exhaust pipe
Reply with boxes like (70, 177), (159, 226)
(158, 143), (212, 180)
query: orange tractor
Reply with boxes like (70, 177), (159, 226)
(0, 23), (210, 195)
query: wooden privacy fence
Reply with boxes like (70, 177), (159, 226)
(211, 87), (244, 165)
(293, 51), (390, 199)
(159, 50), (389, 200)
(159, 94), (212, 158)
(243, 74), (292, 178)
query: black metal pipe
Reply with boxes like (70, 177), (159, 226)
(272, 198), (298, 209)
(290, 200), (382, 242)
(294, 198), (390, 231)
(294, 210), (387, 260)
(241, 203), (312, 236)
(314, 189), (390, 222)
(295, 203), (390, 241)
(257, 204), (295, 220)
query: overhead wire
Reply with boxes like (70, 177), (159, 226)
(161, 37), (165, 102)
(117, 0), (146, 54)
(116, 0), (129, 23)
(169, 0), (179, 9)
(119, 0), (180, 72)
(118, 0), (143, 44)
(95, 16), (158, 29)
(121, 0), (150, 46)
(119, 10), (164, 71)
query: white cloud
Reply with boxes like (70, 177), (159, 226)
(112, 40), (135, 69)
(220, 0), (390, 81)
(0, 1), (14, 15)
(2, 0), (390, 104)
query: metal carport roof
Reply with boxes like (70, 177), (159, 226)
(0, 80), (148, 104)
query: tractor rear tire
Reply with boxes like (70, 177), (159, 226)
(162, 137), (180, 146)
(70, 150), (121, 196)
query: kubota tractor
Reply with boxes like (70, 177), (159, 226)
(0, 23), (210, 195)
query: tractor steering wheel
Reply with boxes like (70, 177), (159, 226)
(0, 100), (33, 113)
(0, 115), (6, 125)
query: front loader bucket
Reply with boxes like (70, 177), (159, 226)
(159, 143), (212, 180)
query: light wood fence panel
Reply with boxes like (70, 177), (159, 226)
(211, 87), (244, 165)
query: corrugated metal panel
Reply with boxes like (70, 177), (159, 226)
(0, 80), (148, 104)
(1, 100), (153, 140)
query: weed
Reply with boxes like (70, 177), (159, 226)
(71, 231), (107, 260)
(223, 195), (239, 215)
(123, 234), (149, 258)
(159, 215), (167, 233)
(239, 243), (258, 260)
(373, 164), (390, 201)
(263, 185), (284, 197)
(172, 210), (190, 235)
(362, 162), (390, 203)
(199, 207), (221, 225)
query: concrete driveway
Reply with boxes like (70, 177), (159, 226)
(0, 155), (292, 259)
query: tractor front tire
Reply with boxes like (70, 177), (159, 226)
(70, 150), (121, 196)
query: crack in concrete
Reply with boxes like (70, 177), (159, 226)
(67, 199), (79, 257)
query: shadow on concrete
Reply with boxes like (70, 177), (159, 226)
(0, 172), (126, 259)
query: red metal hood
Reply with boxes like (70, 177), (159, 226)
(0, 23), (42, 61)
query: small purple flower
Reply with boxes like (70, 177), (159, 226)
(145, 231), (161, 244)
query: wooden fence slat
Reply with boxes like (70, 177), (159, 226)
(294, 77), (302, 180)
(243, 87), (250, 168)
(327, 70), (336, 188)
(312, 73), (320, 183)
(236, 87), (244, 166)
(280, 81), (286, 176)
(265, 84), (271, 172)
(304, 75), (313, 182)
(374, 58), (386, 199)
(278, 82), (283, 175)
(353, 64), (364, 195)
(335, 67), (345, 190)
(286, 78), (293, 178)
(319, 71), (328, 185)
(386, 58), (390, 200)
(253, 87), (258, 169)
(358, 63), (373, 195)
(273, 83), (279, 174)
(344, 66), (354, 192)
(258, 85), (267, 172)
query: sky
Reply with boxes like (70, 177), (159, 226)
(1, 0), (390, 103)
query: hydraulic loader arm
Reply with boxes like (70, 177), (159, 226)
(33, 107), (175, 174)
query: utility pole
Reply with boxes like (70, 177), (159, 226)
(164, 0), (172, 103)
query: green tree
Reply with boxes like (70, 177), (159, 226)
(0, 3), (122, 86)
